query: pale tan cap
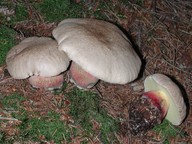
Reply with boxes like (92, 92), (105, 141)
(6, 37), (70, 79)
(53, 18), (141, 84)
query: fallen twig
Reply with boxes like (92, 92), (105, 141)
(0, 116), (19, 121)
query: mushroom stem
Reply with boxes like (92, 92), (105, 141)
(28, 74), (64, 90)
(128, 90), (169, 135)
(143, 91), (169, 118)
(69, 62), (99, 89)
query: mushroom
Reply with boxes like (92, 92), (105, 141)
(6, 37), (70, 89)
(129, 73), (187, 135)
(52, 18), (141, 89)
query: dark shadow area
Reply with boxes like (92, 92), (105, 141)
(115, 22), (146, 81)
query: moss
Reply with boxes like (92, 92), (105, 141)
(153, 120), (186, 143)
(67, 88), (119, 143)
(18, 111), (72, 143)
(0, 25), (16, 65)
(35, 0), (83, 22)
(1, 94), (80, 143)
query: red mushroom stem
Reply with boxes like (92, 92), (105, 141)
(69, 62), (99, 89)
(28, 74), (64, 90)
(143, 91), (169, 119)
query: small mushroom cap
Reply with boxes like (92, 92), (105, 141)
(6, 37), (70, 79)
(52, 18), (141, 84)
(144, 74), (187, 125)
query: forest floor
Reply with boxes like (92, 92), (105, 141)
(0, 0), (191, 143)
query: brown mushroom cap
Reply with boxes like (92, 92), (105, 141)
(144, 74), (187, 125)
(6, 37), (70, 79)
(52, 18), (141, 84)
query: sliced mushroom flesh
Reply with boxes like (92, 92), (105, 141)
(128, 74), (187, 135)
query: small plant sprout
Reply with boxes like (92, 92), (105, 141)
(129, 74), (187, 135)
(6, 37), (70, 90)
(52, 18), (141, 89)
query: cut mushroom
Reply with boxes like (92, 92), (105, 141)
(52, 18), (141, 89)
(6, 37), (70, 89)
(129, 74), (187, 135)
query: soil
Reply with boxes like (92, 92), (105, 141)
(128, 96), (162, 135)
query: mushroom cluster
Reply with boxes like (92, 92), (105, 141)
(5, 18), (187, 135)
(6, 18), (141, 90)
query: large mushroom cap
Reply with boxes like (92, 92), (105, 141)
(52, 18), (141, 84)
(6, 37), (70, 79)
(144, 74), (187, 125)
